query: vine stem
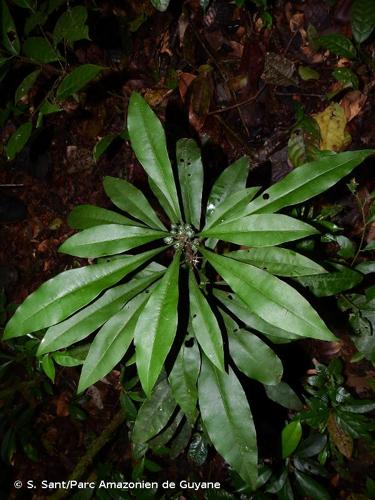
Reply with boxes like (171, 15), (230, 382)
(351, 193), (368, 266)
(50, 408), (126, 500)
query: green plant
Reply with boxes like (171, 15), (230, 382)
(0, 0), (103, 160)
(299, 359), (375, 459)
(256, 431), (331, 500)
(3, 91), (374, 488)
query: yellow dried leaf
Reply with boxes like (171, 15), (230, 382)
(327, 412), (353, 459)
(313, 103), (351, 151)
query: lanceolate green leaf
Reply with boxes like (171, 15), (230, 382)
(228, 329), (283, 385)
(215, 289), (300, 342)
(4, 248), (163, 339)
(5, 122), (32, 161)
(135, 253), (180, 396)
(203, 187), (259, 231)
(23, 37), (61, 63)
(351, 0), (375, 43)
(198, 356), (258, 488)
(265, 382), (304, 411)
(37, 265), (163, 355)
(15, 70), (40, 103)
(201, 214), (318, 247)
(244, 150), (374, 215)
(176, 138), (203, 229)
(127, 92), (181, 222)
(317, 33), (356, 59)
(202, 250), (335, 341)
(206, 156), (249, 221)
(226, 247), (326, 277)
(78, 289), (153, 393)
(132, 375), (176, 444)
(59, 224), (167, 258)
(294, 471), (331, 500)
(53, 5), (89, 46)
(1, 0), (20, 55)
(169, 336), (200, 425)
(103, 176), (166, 230)
(189, 271), (224, 371)
(282, 421), (302, 458)
(68, 204), (140, 229)
(56, 64), (103, 100)
(295, 265), (363, 297)
(149, 178), (178, 223)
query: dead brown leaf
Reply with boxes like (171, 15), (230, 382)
(55, 391), (71, 417)
(340, 91), (367, 122)
(327, 412), (353, 459)
(178, 71), (196, 102)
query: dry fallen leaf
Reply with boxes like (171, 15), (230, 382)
(313, 102), (351, 151)
(178, 71), (196, 102)
(340, 91), (367, 122)
(327, 412), (353, 459)
(261, 52), (298, 87)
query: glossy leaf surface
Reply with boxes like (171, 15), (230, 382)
(127, 92), (181, 222)
(228, 328), (283, 385)
(169, 337), (200, 425)
(202, 250), (335, 341)
(317, 33), (356, 58)
(282, 420), (302, 458)
(189, 271), (224, 371)
(226, 247), (326, 276)
(215, 289), (300, 342)
(295, 265), (363, 297)
(206, 156), (249, 221)
(37, 266), (163, 355)
(53, 5), (89, 45)
(56, 65), (103, 100)
(59, 224), (167, 258)
(15, 70), (40, 103)
(132, 375), (176, 444)
(68, 205), (139, 229)
(23, 37), (60, 63)
(295, 471), (331, 500)
(4, 248), (162, 339)
(265, 382), (303, 410)
(198, 356), (257, 488)
(351, 0), (375, 43)
(176, 138), (203, 229)
(78, 290), (152, 393)
(201, 214), (318, 247)
(5, 122), (32, 161)
(1, 0), (20, 54)
(103, 176), (166, 230)
(203, 187), (259, 231)
(245, 150), (374, 215)
(135, 253), (180, 396)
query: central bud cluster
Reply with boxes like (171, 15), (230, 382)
(163, 223), (200, 252)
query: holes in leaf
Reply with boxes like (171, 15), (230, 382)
(228, 294), (233, 300)
(185, 337), (195, 348)
(188, 173), (192, 177)
(144, 290), (150, 294)
(192, 313), (197, 318)
(262, 193), (270, 200)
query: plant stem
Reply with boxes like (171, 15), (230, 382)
(50, 408), (126, 500)
(351, 193), (367, 266)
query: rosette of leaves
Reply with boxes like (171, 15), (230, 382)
(3, 92), (374, 488)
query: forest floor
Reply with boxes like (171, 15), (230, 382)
(0, 1), (375, 499)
